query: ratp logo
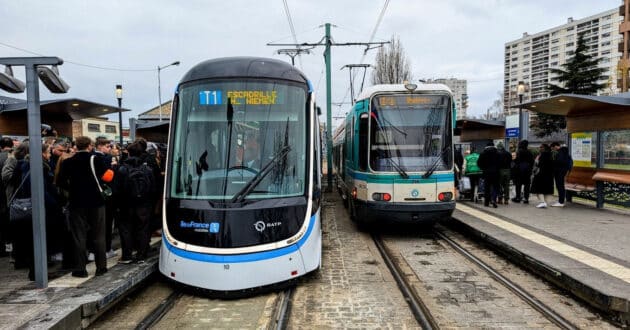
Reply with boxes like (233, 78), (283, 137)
(411, 189), (419, 198)
(254, 221), (266, 232)
(254, 221), (282, 232)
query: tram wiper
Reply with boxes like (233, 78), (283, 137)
(422, 146), (450, 179)
(230, 145), (291, 203)
(386, 157), (409, 179)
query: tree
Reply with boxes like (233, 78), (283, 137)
(532, 33), (607, 137)
(371, 35), (412, 84)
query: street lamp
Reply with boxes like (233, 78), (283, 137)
(157, 61), (180, 121)
(116, 84), (123, 145)
(517, 81), (526, 141)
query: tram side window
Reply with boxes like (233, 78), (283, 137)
(358, 115), (369, 171)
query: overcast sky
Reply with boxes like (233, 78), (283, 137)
(1, 0), (620, 129)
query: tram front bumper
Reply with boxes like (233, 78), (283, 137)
(354, 200), (455, 223)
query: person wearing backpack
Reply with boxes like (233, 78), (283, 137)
(116, 142), (155, 264)
(550, 142), (573, 207)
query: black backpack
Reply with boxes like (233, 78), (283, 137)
(124, 162), (155, 202)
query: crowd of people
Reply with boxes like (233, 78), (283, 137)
(457, 140), (573, 209)
(0, 135), (164, 280)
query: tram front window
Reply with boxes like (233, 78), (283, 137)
(369, 94), (452, 172)
(170, 80), (307, 201)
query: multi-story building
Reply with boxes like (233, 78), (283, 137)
(618, 0), (630, 92)
(424, 78), (468, 119)
(504, 9), (622, 115)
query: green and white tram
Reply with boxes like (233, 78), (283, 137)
(333, 83), (456, 224)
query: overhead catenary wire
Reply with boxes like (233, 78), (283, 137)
(338, 0), (390, 107)
(0, 41), (155, 72)
(281, 0), (303, 69)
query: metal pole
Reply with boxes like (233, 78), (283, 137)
(519, 95), (523, 139)
(118, 98), (123, 145)
(158, 66), (162, 122)
(25, 64), (48, 288)
(325, 23), (333, 192)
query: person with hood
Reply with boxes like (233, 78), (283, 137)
(511, 140), (535, 204)
(477, 141), (501, 208)
(496, 142), (512, 205)
(530, 143), (554, 208)
(550, 142), (572, 207)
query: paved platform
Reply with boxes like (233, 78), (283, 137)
(450, 199), (630, 324)
(0, 237), (160, 329)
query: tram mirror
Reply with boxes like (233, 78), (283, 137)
(316, 106), (322, 116)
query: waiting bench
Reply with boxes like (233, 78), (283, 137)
(565, 167), (596, 194)
(566, 167), (630, 208)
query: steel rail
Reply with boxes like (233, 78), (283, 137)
(372, 234), (438, 330)
(436, 230), (578, 330)
(135, 291), (182, 330)
(271, 288), (294, 330)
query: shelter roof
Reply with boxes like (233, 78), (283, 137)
(138, 100), (172, 120)
(0, 96), (130, 120)
(513, 94), (630, 116)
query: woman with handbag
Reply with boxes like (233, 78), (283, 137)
(9, 143), (64, 280)
(530, 143), (554, 209)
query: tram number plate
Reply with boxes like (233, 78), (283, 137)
(224, 264), (230, 270)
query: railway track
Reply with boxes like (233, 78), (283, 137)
(372, 233), (438, 329)
(435, 229), (579, 330)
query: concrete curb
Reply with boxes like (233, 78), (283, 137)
(448, 213), (630, 325)
(19, 242), (161, 329)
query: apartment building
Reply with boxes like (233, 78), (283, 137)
(424, 78), (468, 119)
(504, 9), (622, 115)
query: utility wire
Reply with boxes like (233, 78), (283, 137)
(0, 41), (155, 72)
(338, 0), (390, 107)
(282, 0), (303, 69)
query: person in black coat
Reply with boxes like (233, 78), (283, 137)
(550, 142), (572, 207)
(496, 143), (512, 204)
(530, 143), (554, 208)
(511, 140), (535, 204)
(56, 136), (109, 277)
(477, 142), (501, 208)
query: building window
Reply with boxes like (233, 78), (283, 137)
(105, 125), (117, 133)
(87, 123), (100, 132)
(566, 42), (574, 47)
(552, 39), (559, 44)
(602, 32), (611, 38)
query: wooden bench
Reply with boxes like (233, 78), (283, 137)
(565, 167), (596, 193)
(592, 170), (630, 185)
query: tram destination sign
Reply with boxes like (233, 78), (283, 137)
(200, 90), (279, 105)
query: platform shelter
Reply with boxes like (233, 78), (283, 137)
(519, 94), (630, 208)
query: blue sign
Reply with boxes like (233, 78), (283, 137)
(199, 90), (222, 105)
(506, 127), (519, 138)
(209, 222), (220, 233)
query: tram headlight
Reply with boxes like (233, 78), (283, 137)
(438, 192), (453, 202)
(372, 192), (392, 202)
(351, 187), (357, 199)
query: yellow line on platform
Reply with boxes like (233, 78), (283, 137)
(456, 204), (630, 283)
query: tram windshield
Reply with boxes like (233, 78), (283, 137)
(169, 80), (308, 201)
(369, 94), (452, 172)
